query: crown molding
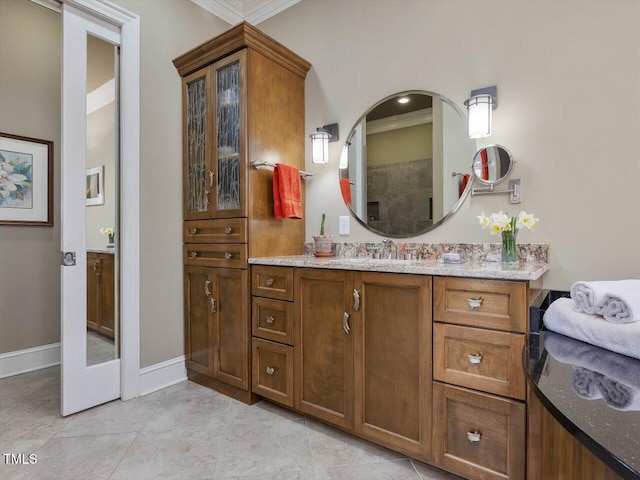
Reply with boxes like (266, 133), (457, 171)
(190, 0), (300, 26)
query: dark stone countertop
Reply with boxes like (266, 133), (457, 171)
(525, 329), (640, 480)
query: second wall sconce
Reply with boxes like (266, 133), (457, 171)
(464, 86), (497, 139)
(310, 123), (339, 164)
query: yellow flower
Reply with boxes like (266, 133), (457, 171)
(490, 223), (503, 235)
(100, 227), (114, 237)
(477, 213), (490, 228)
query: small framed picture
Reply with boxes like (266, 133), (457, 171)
(86, 165), (104, 206)
(0, 132), (54, 226)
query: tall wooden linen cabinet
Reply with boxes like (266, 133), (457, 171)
(173, 23), (311, 403)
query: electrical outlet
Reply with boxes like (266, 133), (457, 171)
(339, 216), (350, 235)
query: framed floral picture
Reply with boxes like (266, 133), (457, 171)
(0, 132), (53, 226)
(86, 165), (104, 206)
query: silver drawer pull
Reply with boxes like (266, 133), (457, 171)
(468, 297), (483, 309)
(204, 280), (211, 296)
(224, 252), (233, 260)
(266, 366), (275, 375)
(265, 277), (274, 287)
(467, 431), (482, 442)
(468, 353), (483, 364)
(209, 171), (215, 187)
(210, 298), (216, 313)
(189, 228), (198, 234)
(266, 315), (275, 324)
(343, 312), (350, 334)
(224, 226), (232, 234)
(353, 289), (360, 311)
(189, 251), (198, 258)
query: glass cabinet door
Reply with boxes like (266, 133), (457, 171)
(212, 50), (246, 218)
(183, 67), (211, 220)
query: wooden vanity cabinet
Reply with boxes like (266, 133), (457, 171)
(175, 23), (310, 402)
(432, 276), (529, 480)
(184, 266), (249, 388)
(86, 251), (115, 339)
(294, 268), (355, 429)
(353, 272), (432, 458)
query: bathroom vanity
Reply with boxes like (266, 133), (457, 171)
(249, 255), (547, 480)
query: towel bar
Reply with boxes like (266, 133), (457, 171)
(251, 161), (313, 178)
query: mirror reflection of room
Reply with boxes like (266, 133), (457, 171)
(85, 34), (119, 366)
(341, 92), (475, 238)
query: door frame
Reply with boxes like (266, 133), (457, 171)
(61, 0), (140, 402)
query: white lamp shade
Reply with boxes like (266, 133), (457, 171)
(310, 130), (330, 164)
(466, 94), (493, 138)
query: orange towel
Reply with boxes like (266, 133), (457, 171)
(339, 178), (352, 207)
(273, 163), (303, 219)
(459, 173), (470, 197)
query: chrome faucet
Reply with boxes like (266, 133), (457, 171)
(381, 239), (396, 260)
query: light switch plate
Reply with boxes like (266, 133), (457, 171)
(339, 216), (350, 235)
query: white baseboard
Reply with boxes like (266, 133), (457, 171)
(0, 343), (61, 378)
(139, 355), (187, 396)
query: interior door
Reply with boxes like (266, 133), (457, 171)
(61, 3), (121, 416)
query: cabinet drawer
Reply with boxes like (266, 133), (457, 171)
(252, 297), (293, 345)
(184, 243), (247, 269)
(252, 338), (293, 407)
(433, 277), (528, 333)
(184, 219), (247, 244)
(433, 323), (525, 400)
(252, 266), (293, 301)
(433, 382), (525, 480)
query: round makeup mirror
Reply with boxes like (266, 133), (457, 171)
(339, 90), (477, 238)
(471, 144), (514, 185)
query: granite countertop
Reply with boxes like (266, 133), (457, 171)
(87, 248), (115, 254)
(525, 330), (640, 480)
(249, 255), (548, 281)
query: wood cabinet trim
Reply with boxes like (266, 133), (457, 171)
(252, 297), (294, 345)
(252, 338), (294, 407)
(173, 22), (311, 79)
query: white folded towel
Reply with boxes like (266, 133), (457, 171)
(543, 297), (640, 360)
(545, 331), (640, 411)
(570, 279), (640, 323)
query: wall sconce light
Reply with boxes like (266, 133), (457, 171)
(310, 123), (339, 164)
(464, 86), (497, 139)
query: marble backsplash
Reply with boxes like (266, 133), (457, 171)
(304, 241), (549, 265)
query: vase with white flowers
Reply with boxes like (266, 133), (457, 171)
(477, 211), (539, 267)
(100, 227), (115, 248)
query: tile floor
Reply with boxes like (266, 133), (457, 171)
(87, 331), (116, 366)
(0, 366), (462, 480)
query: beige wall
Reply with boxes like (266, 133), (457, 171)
(0, 0), (61, 354)
(259, 0), (640, 290)
(367, 123), (431, 167)
(112, 0), (228, 367)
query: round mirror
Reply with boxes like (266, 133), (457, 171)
(339, 90), (477, 238)
(471, 144), (514, 185)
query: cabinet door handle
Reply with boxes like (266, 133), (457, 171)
(189, 228), (198, 234)
(189, 251), (198, 258)
(353, 289), (360, 311)
(204, 280), (211, 296)
(210, 298), (216, 313)
(467, 430), (482, 442)
(209, 171), (215, 187)
(205, 190), (210, 206)
(468, 297), (483, 309)
(265, 277), (274, 287)
(224, 252), (233, 260)
(224, 226), (232, 234)
(93, 261), (99, 271)
(266, 315), (275, 324)
(343, 312), (350, 334)
(468, 353), (483, 364)
(266, 366), (275, 375)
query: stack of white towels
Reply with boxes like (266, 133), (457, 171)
(543, 279), (640, 360)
